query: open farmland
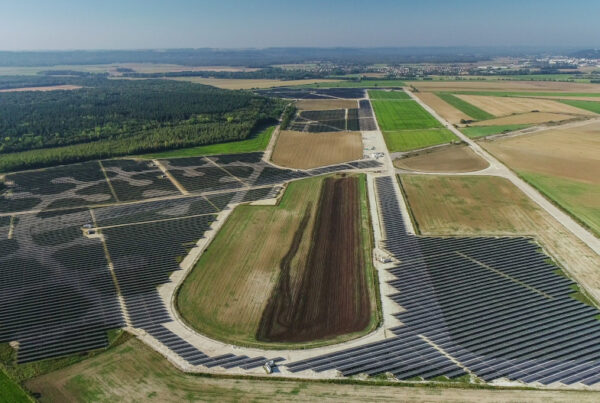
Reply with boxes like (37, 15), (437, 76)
(408, 80), (600, 93)
(559, 99), (600, 114)
(177, 174), (376, 347)
(483, 120), (600, 235)
(414, 92), (471, 124)
(0, 85), (82, 93)
(368, 89), (411, 99)
(468, 112), (576, 126)
(383, 129), (457, 152)
(272, 131), (363, 169)
(394, 144), (489, 173)
(167, 77), (342, 89)
(461, 124), (531, 138)
(455, 94), (596, 117)
(435, 93), (494, 120)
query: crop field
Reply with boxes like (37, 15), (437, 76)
(25, 338), (600, 403)
(167, 77), (342, 89)
(371, 99), (443, 130)
(408, 80), (600, 93)
(468, 112), (576, 126)
(394, 145), (488, 173)
(383, 129), (457, 152)
(455, 94), (596, 117)
(177, 174), (376, 347)
(435, 93), (494, 120)
(295, 99), (357, 110)
(368, 89), (411, 99)
(0, 85), (82, 93)
(559, 99), (600, 114)
(414, 92), (471, 124)
(483, 121), (600, 235)
(461, 124), (531, 138)
(272, 131), (362, 169)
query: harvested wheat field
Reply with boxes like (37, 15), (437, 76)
(295, 99), (358, 110)
(415, 92), (471, 124)
(272, 131), (363, 169)
(455, 94), (596, 116)
(400, 174), (600, 302)
(167, 77), (341, 89)
(469, 112), (577, 126)
(0, 84), (82, 92)
(257, 175), (372, 342)
(177, 174), (375, 347)
(394, 144), (488, 173)
(409, 80), (600, 93)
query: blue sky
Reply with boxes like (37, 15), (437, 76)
(0, 0), (598, 50)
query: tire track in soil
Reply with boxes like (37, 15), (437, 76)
(256, 176), (370, 342)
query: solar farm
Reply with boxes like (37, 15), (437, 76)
(2, 86), (600, 394)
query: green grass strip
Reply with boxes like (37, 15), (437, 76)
(558, 100), (600, 114)
(460, 124), (531, 138)
(0, 368), (33, 403)
(436, 93), (495, 120)
(383, 129), (457, 152)
(368, 90), (411, 100)
(371, 99), (442, 131)
(139, 125), (275, 159)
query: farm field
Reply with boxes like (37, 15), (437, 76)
(414, 92), (471, 124)
(468, 112), (576, 126)
(394, 144), (488, 173)
(271, 131), (362, 169)
(399, 174), (600, 302)
(482, 121), (600, 235)
(295, 99), (357, 110)
(371, 99), (443, 130)
(139, 125), (275, 159)
(167, 77), (341, 89)
(560, 99), (600, 114)
(383, 129), (457, 152)
(461, 124), (531, 138)
(435, 93), (494, 120)
(25, 338), (600, 403)
(368, 89), (411, 99)
(407, 80), (600, 93)
(0, 85), (81, 93)
(455, 94), (596, 116)
(0, 369), (32, 403)
(296, 79), (406, 88)
(177, 174), (376, 347)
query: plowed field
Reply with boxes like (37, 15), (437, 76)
(257, 176), (371, 342)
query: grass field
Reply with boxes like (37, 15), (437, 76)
(518, 171), (600, 237)
(461, 124), (531, 138)
(414, 92), (471, 124)
(436, 93), (494, 120)
(25, 337), (600, 403)
(371, 99), (443, 131)
(139, 125), (275, 159)
(368, 90), (411, 99)
(394, 145), (488, 173)
(383, 129), (457, 152)
(177, 174), (376, 348)
(559, 99), (600, 114)
(272, 131), (362, 169)
(455, 94), (595, 117)
(0, 368), (32, 403)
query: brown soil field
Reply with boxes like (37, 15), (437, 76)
(469, 112), (577, 126)
(409, 80), (600, 93)
(272, 131), (363, 169)
(167, 77), (341, 89)
(400, 174), (600, 303)
(482, 120), (600, 184)
(26, 338), (600, 402)
(295, 99), (358, 110)
(415, 92), (471, 124)
(257, 176), (370, 342)
(0, 85), (82, 92)
(456, 95), (596, 117)
(394, 145), (489, 173)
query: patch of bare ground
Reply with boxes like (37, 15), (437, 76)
(272, 131), (363, 169)
(257, 176), (370, 342)
(25, 338), (600, 403)
(295, 99), (358, 111)
(455, 95), (596, 117)
(409, 80), (600, 93)
(481, 120), (600, 184)
(415, 92), (471, 124)
(400, 174), (600, 303)
(0, 85), (82, 92)
(469, 112), (579, 126)
(394, 144), (489, 173)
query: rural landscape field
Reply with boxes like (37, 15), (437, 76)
(2, 1), (600, 402)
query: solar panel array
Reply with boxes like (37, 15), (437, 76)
(358, 100), (377, 131)
(288, 176), (600, 385)
(0, 152), (382, 365)
(255, 87), (366, 99)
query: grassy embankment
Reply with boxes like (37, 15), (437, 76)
(369, 90), (457, 151)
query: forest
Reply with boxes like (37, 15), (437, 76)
(0, 77), (283, 172)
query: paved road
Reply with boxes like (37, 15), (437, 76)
(406, 88), (600, 256)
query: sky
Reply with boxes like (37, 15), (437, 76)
(0, 0), (598, 50)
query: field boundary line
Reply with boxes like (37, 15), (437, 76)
(89, 208), (132, 327)
(7, 215), (14, 239)
(94, 212), (218, 230)
(153, 159), (189, 195)
(98, 160), (120, 202)
(457, 251), (553, 299)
